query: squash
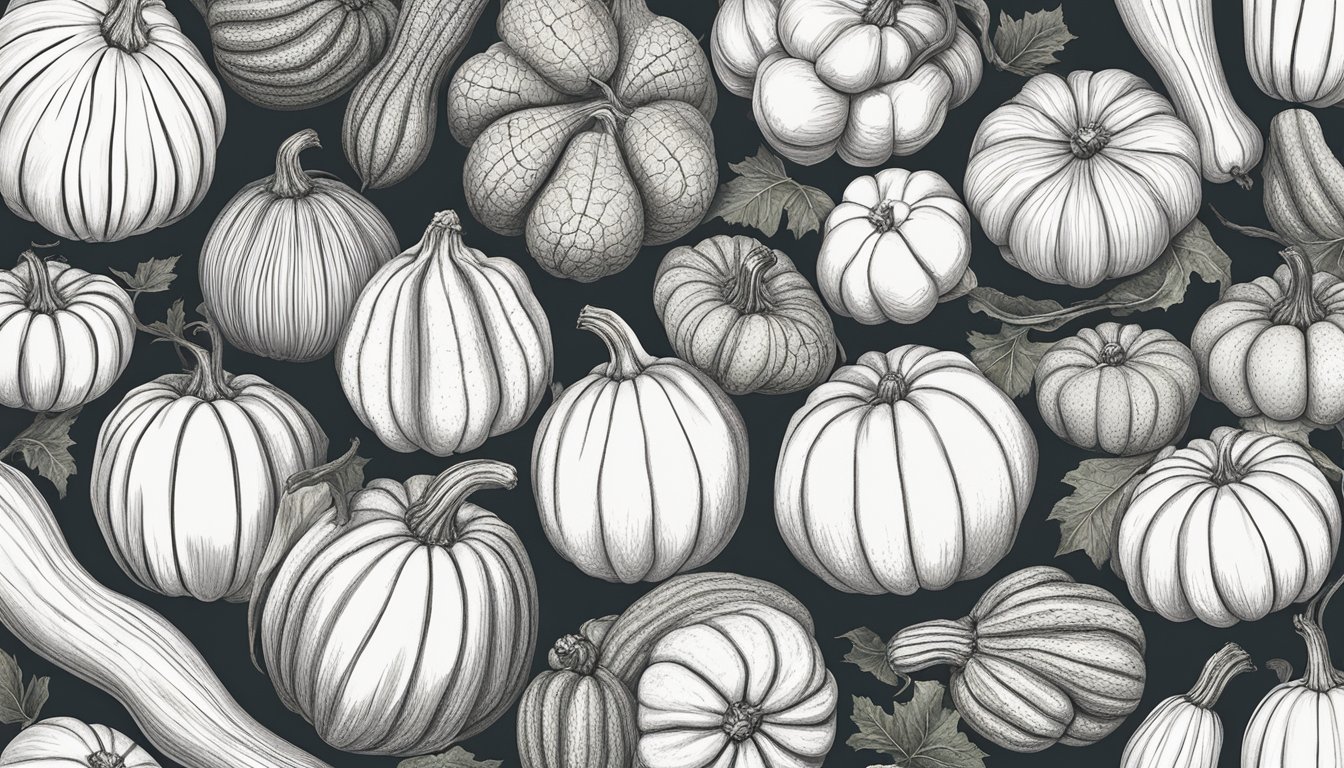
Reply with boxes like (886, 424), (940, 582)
(711, 0), (782, 97)
(1190, 246), (1344, 425)
(0, 462), (331, 768)
(1121, 643), (1253, 768)
(636, 605), (838, 768)
(206, 0), (397, 110)
(336, 210), (552, 456)
(887, 566), (1147, 752)
(91, 317), (328, 603)
(0, 718), (159, 768)
(1116, 427), (1340, 627)
(0, 251), (135, 412)
(341, 0), (490, 188)
(1244, 0), (1344, 107)
(448, 0), (717, 282)
(0, 0), (226, 242)
(775, 345), (1037, 595)
(817, 167), (971, 324)
(258, 459), (538, 755)
(1035, 323), (1200, 456)
(963, 69), (1202, 287)
(1115, 0), (1263, 187)
(1263, 109), (1344, 264)
(200, 129), (398, 363)
(652, 235), (837, 395)
(533, 307), (748, 583)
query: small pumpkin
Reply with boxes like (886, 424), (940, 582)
(636, 605), (838, 768)
(0, 251), (135, 412)
(964, 69), (1202, 287)
(653, 235), (838, 395)
(532, 306), (748, 584)
(1116, 427), (1341, 627)
(817, 168), (971, 324)
(775, 345), (1037, 595)
(200, 129), (398, 363)
(1035, 323), (1200, 456)
(0, 718), (159, 768)
(710, 0), (782, 97)
(336, 210), (552, 456)
(1121, 643), (1253, 768)
(1191, 246), (1344, 426)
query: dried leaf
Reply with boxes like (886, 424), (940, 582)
(1241, 416), (1343, 482)
(0, 651), (48, 727)
(966, 287), (1073, 331)
(840, 628), (905, 688)
(967, 325), (1052, 398)
(0, 408), (82, 498)
(399, 747), (502, 768)
(992, 7), (1075, 77)
(1266, 658), (1294, 683)
(110, 255), (179, 297)
(1050, 453), (1157, 568)
(847, 683), (987, 768)
(939, 268), (978, 303)
(705, 146), (835, 238)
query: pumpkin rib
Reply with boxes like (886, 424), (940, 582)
(1223, 482), (1312, 606)
(639, 376), (713, 579)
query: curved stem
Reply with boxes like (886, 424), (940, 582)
(101, 0), (150, 52)
(1210, 433), (1243, 485)
(1210, 207), (1291, 246)
(577, 306), (653, 380)
(547, 633), (599, 676)
(725, 246), (777, 315)
(406, 460), (517, 544)
(588, 77), (630, 118)
(269, 130), (321, 198)
(1100, 342), (1126, 366)
(415, 210), (463, 260)
(19, 251), (61, 313)
(1295, 614), (1344, 692)
(1185, 643), (1254, 708)
(1270, 247), (1325, 328)
(1233, 169), (1255, 191)
(873, 372), (909, 403)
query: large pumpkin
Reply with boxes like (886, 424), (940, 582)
(259, 460), (538, 756)
(0, 251), (135, 412)
(337, 210), (552, 456)
(964, 69), (1202, 287)
(0, 718), (159, 768)
(653, 235), (837, 395)
(775, 345), (1037, 595)
(817, 167), (971, 324)
(1116, 427), (1341, 627)
(532, 306), (749, 584)
(0, 0), (225, 242)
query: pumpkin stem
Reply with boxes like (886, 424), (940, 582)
(577, 306), (654, 380)
(725, 246), (777, 315)
(269, 129), (321, 199)
(87, 752), (125, 768)
(1270, 247), (1325, 328)
(1233, 168), (1255, 191)
(141, 306), (234, 400)
(721, 701), (764, 742)
(1070, 124), (1111, 159)
(887, 617), (976, 674)
(1295, 614), (1344, 691)
(102, 0), (151, 52)
(1209, 433), (1244, 485)
(867, 200), (911, 232)
(862, 0), (902, 24)
(18, 250), (62, 313)
(406, 460), (517, 545)
(873, 372), (909, 403)
(1185, 643), (1254, 708)
(1100, 342), (1126, 366)
(548, 633), (600, 676)
(415, 210), (464, 258)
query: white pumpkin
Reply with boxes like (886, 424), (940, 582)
(711, 0), (782, 97)
(0, 718), (159, 768)
(1245, 0), (1344, 107)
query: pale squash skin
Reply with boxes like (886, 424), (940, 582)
(1242, 609), (1344, 768)
(1264, 110), (1344, 257)
(1244, 0), (1344, 107)
(1120, 644), (1253, 768)
(0, 718), (160, 768)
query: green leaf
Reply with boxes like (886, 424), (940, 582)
(110, 255), (179, 297)
(705, 146), (835, 238)
(398, 747), (502, 768)
(967, 325), (1052, 398)
(0, 408), (82, 498)
(992, 7), (1075, 77)
(1241, 416), (1343, 482)
(847, 683), (987, 768)
(966, 287), (1073, 331)
(1050, 453), (1157, 569)
(0, 651), (48, 727)
(840, 628), (905, 687)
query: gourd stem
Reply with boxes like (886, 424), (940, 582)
(102, 0), (150, 52)
(548, 633), (599, 676)
(88, 752), (125, 768)
(416, 210), (463, 258)
(588, 78), (630, 118)
(19, 251), (61, 313)
(406, 460), (517, 545)
(1233, 169), (1254, 191)
(269, 129), (321, 199)
(183, 315), (234, 400)
(862, 0), (901, 25)
(1209, 434), (1243, 485)
(1185, 643), (1254, 708)
(725, 246), (777, 315)
(577, 306), (652, 380)
(1070, 124), (1111, 158)
(721, 701), (763, 742)
(867, 200), (911, 232)
(1270, 247), (1325, 328)
(1100, 342), (1126, 366)
(887, 618), (976, 674)
(1296, 614), (1344, 691)
(874, 372), (909, 403)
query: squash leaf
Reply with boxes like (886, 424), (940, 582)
(991, 7), (1075, 77)
(0, 408), (82, 498)
(705, 146), (835, 238)
(1241, 416), (1343, 482)
(848, 683), (987, 768)
(399, 747), (502, 768)
(1050, 453), (1157, 569)
(967, 325), (1052, 398)
(840, 628), (905, 688)
(0, 650), (49, 727)
(110, 255), (179, 299)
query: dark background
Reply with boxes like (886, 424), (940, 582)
(0, 0), (1339, 766)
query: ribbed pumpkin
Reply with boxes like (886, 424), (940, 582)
(964, 69), (1202, 287)
(336, 210), (552, 456)
(775, 345), (1037, 595)
(1121, 643), (1253, 768)
(532, 306), (749, 584)
(0, 718), (159, 768)
(1117, 427), (1341, 627)
(258, 460), (538, 756)
(91, 317), (327, 603)
(1244, 0), (1344, 107)
(200, 129), (397, 363)
(653, 235), (837, 395)
(0, 0), (226, 242)
(1035, 323), (1200, 456)
(887, 566), (1148, 752)
(0, 251), (135, 412)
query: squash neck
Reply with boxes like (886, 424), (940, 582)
(1271, 247), (1325, 328)
(406, 460), (517, 545)
(577, 306), (652, 380)
(102, 0), (151, 52)
(548, 634), (599, 676)
(269, 130), (321, 199)
(1209, 434), (1244, 485)
(867, 200), (911, 232)
(1185, 643), (1253, 708)
(721, 701), (763, 742)
(19, 251), (62, 313)
(887, 618), (976, 674)
(1070, 124), (1111, 159)
(88, 752), (125, 768)
(726, 246), (776, 315)
(873, 372), (909, 403)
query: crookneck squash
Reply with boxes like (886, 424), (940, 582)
(0, 718), (160, 768)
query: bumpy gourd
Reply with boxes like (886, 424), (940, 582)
(1263, 109), (1344, 264)
(1244, 0), (1344, 107)
(1121, 644), (1253, 768)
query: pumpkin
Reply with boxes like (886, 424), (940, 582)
(774, 345), (1037, 595)
(652, 235), (838, 395)
(447, 0), (717, 282)
(1121, 643), (1253, 768)
(1190, 246), (1344, 425)
(817, 167), (971, 324)
(710, 0), (782, 97)
(1116, 427), (1341, 627)
(336, 210), (552, 456)
(91, 318), (327, 603)
(1035, 323), (1200, 456)
(0, 251), (135, 412)
(258, 459), (537, 756)
(200, 129), (397, 363)
(0, 718), (159, 768)
(887, 566), (1148, 752)
(0, 0), (226, 242)
(636, 605), (838, 768)
(964, 69), (1202, 288)
(532, 306), (748, 584)
(1245, 0), (1344, 108)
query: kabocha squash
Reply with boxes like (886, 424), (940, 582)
(1116, 427), (1341, 627)
(0, 718), (160, 768)
(1121, 644), (1253, 768)
(817, 168), (971, 324)
(0, 0), (226, 242)
(1245, 0), (1344, 107)
(92, 318), (327, 603)
(887, 566), (1147, 752)
(206, 0), (398, 110)
(1263, 109), (1344, 262)
(336, 210), (552, 456)
(0, 251), (135, 412)
(775, 345), (1037, 595)
(200, 129), (397, 363)
(448, 0), (718, 282)
(1190, 246), (1344, 425)
(1035, 323), (1200, 456)
(532, 307), (748, 584)
(964, 69), (1202, 288)
(652, 235), (838, 395)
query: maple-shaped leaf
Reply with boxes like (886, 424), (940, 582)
(993, 7), (1075, 76)
(967, 325), (1052, 398)
(399, 747), (502, 768)
(1050, 453), (1157, 569)
(0, 650), (49, 727)
(0, 408), (82, 498)
(705, 146), (835, 238)
(110, 255), (179, 298)
(1242, 416), (1343, 481)
(847, 683), (987, 768)
(839, 628), (904, 688)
